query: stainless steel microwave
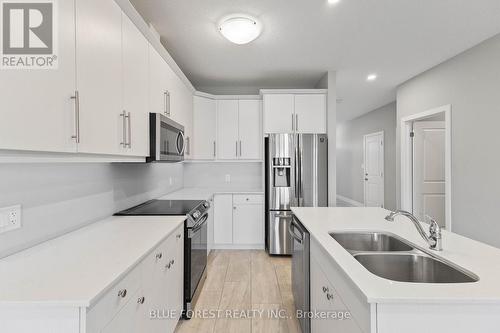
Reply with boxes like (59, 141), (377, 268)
(147, 113), (185, 162)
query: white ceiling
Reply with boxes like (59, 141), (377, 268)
(130, 0), (500, 121)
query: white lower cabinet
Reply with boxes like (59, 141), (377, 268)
(213, 194), (264, 248)
(87, 223), (184, 333)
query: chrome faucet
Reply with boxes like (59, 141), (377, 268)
(385, 210), (442, 251)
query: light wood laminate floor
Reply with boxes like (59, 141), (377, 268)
(175, 250), (302, 333)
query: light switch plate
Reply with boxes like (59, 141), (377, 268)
(0, 204), (22, 234)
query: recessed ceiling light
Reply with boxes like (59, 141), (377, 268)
(218, 15), (262, 45)
(328, 0), (340, 4)
(366, 74), (378, 82)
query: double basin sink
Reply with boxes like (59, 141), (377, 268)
(330, 232), (478, 283)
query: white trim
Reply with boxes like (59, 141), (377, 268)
(259, 89), (328, 95)
(336, 195), (364, 207)
(194, 91), (261, 100)
(363, 131), (385, 208)
(400, 104), (452, 230)
(0, 150), (145, 163)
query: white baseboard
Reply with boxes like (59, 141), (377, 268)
(336, 195), (364, 207)
(212, 244), (264, 250)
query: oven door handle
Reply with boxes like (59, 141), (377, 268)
(288, 219), (303, 244)
(190, 213), (209, 235)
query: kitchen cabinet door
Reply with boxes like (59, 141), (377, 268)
(233, 203), (264, 245)
(192, 96), (217, 160)
(217, 100), (239, 160)
(294, 94), (327, 134)
(76, 0), (122, 155)
(149, 46), (169, 117)
(101, 289), (141, 333)
(0, 0), (76, 153)
(263, 94), (294, 133)
(214, 195), (233, 245)
(122, 12), (149, 157)
(238, 100), (262, 160)
(310, 257), (363, 333)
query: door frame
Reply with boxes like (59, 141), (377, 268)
(400, 104), (452, 230)
(363, 131), (385, 208)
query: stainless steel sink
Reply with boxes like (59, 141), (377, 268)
(354, 253), (479, 283)
(330, 232), (414, 252)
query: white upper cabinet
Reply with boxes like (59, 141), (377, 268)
(192, 96), (217, 160)
(294, 94), (327, 133)
(149, 47), (170, 117)
(0, 0), (76, 153)
(263, 94), (294, 133)
(217, 100), (239, 160)
(263, 91), (327, 134)
(238, 100), (262, 160)
(214, 98), (262, 161)
(121, 12), (149, 157)
(76, 0), (122, 155)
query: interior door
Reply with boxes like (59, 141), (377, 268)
(193, 96), (217, 160)
(413, 121), (446, 227)
(76, 0), (122, 155)
(238, 100), (262, 160)
(216, 100), (239, 159)
(294, 94), (327, 134)
(0, 0), (76, 153)
(363, 132), (384, 207)
(122, 12), (149, 156)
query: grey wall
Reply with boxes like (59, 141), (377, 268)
(397, 33), (500, 248)
(183, 162), (263, 189)
(0, 163), (183, 258)
(337, 102), (397, 210)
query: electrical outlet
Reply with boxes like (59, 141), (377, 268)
(0, 204), (22, 234)
(225, 174), (231, 183)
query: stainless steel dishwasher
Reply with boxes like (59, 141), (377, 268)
(289, 216), (310, 333)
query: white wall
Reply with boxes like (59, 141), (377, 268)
(397, 33), (500, 248)
(183, 162), (262, 189)
(337, 102), (397, 210)
(316, 71), (337, 206)
(0, 163), (183, 258)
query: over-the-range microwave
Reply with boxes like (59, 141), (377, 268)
(147, 113), (185, 162)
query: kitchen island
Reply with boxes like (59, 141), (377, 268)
(292, 207), (500, 333)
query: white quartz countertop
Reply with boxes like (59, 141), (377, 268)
(292, 207), (500, 304)
(0, 215), (185, 307)
(160, 187), (264, 200)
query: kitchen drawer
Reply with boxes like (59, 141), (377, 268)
(233, 194), (263, 205)
(86, 261), (142, 332)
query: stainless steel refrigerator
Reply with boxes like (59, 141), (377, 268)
(265, 133), (328, 255)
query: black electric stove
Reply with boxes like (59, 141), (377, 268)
(115, 199), (210, 319)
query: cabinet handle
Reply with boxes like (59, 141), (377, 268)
(322, 286), (329, 293)
(239, 141), (242, 157)
(156, 252), (163, 260)
(118, 289), (127, 298)
(213, 141), (216, 157)
(126, 112), (131, 148)
(166, 263), (172, 269)
(171, 259), (175, 265)
(233, 206), (237, 210)
(120, 111), (127, 147)
(236, 141), (238, 157)
(296, 114), (299, 132)
(70, 91), (80, 143)
(291, 114), (294, 131)
(326, 293), (334, 301)
(164, 91), (170, 116)
(137, 296), (145, 304)
(176, 233), (182, 239)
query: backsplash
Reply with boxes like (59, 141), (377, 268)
(0, 162), (183, 258)
(183, 162), (263, 189)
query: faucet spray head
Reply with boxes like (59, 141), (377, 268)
(385, 211), (397, 222)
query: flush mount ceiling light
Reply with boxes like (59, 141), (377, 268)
(328, 0), (341, 4)
(367, 74), (378, 82)
(218, 15), (262, 45)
